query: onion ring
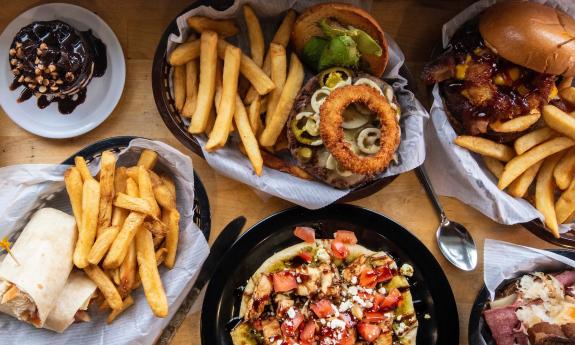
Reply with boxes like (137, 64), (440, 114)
(319, 85), (400, 175)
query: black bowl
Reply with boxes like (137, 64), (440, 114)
(62, 135), (211, 344)
(201, 204), (459, 345)
(151, 1), (430, 202)
(468, 249), (575, 345)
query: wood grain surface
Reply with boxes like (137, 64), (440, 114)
(0, 1), (559, 344)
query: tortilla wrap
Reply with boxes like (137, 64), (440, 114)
(44, 271), (97, 333)
(238, 239), (418, 344)
(0, 208), (77, 328)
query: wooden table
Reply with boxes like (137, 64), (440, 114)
(0, 1), (559, 344)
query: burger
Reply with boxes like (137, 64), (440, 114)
(287, 3), (401, 189)
(287, 68), (401, 189)
(422, 1), (575, 143)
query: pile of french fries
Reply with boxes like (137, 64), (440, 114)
(168, 7), (311, 179)
(64, 149), (180, 322)
(454, 82), (575, 238)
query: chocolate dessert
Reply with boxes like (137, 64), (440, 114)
(9, 20), (107, 114)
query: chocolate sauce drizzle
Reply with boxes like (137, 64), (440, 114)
(8, 20), (107, 114)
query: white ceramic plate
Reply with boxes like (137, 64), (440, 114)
(0, 3), (125, 138)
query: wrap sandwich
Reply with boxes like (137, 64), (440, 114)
(0, 208), (97, 332)
(231, 228), (418, 345)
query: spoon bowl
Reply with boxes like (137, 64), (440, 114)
(436, 217), (477, 271)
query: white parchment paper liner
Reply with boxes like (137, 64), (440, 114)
(167, 0), (428, 209)
(425, 0), (575, 229)
(481, 239), (575, 344)
(0, 138), (210, 345)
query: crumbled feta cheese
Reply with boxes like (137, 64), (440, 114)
(363, 288), (373, 294)
(329, 318), (346, 330)
(378, 287), (387, 295)
(339, 300), (353, 312)
(396, 315), (402, 321)
(351, 276), (357, 284)
(320, 318), (327, 325)
(400, 263), (414, 277)
(389, 262), (398, 270)
(287, 307), (296, 319)
(296, 276), (302, 283)
(352, 295), (367, 307)
(348, 286), (358, 296)
(316, 247), (330, 263)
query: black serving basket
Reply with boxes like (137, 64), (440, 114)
(151, 0), (426, 202)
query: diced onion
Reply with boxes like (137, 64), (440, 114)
(354, 78), (383, 95)
(357, 128), (381, 154)
(311, 88), (331, 113)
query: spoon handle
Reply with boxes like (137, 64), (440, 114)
(415, 165), (446, 220)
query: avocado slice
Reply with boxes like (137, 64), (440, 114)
(318, 35), (359, 71)
(302, 37), (329, 71)
(319, 18), (382, 57)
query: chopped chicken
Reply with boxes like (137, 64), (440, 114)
(246, 274), (273, 320)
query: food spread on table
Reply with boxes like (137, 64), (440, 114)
(167, 2), (402, 189)
(422, 0), (575, 238)
(230, 226), (417, 345)
(484, 270), (575, 345)
(8, 20), (107, 114)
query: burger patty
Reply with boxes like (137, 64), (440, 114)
(287, 72), (399, 189)
(422, 20), (558, 143)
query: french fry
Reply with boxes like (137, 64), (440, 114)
(181, 60), (199, 117)
(107, 295), (134, 324)
(559, 77), (574, 91)
(84, 265), (123, 310)
(514, 127), (557, 155)
(173, 65), (186, 112)
(126, 177), (139, 197)
(187, 16), (238, 37)
(113, 193), (155, 217)
(259, 54), (304, 147)
(74, 179), (100, 269)
(234, 95), (264, 175)
(189, 31), (218, 134)
(206, 45), (242, 151)
(144, 220), (167, 238)
(556, 178), (575, 224)
(164, 209), (180, 269)
(64, 167), (83, 229)
(138, 166), (161, 218)
(153, 234), (165, 249)
(149, 172), (176, 210)
(248, 95), (263, 136)
(103, 211), (146, 269)
(137, 149), (158, 170)
(266, 43), (287, 125)
(135, 227), (168, 317)
(74, 156), (94, 182)
(88, 225), (120, 265)
(482, 156), (504, 178)
(243, 5), (264, 67)
(160, 175), (176, 198)
(111, 170), (129, 227)
(554, 147), (575, 190)
(454, 136), (515, 162)
(119, 241), (137, 298)
(489, 112), (540, 133)
(559, 86), (575, 107)
(244, 10), (296, 104)
(155, 248), (168, 266)
(507, 160), (543, 198)
(216, 39), (275, 96)
(536, 154), (563, 238)
(98, 151), (116, 233)
(168, 40), (200, 66)
(542, 105), (575, 140)
(498, 136), (575, 190)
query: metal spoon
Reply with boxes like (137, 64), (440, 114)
(416, 165), (478, 271)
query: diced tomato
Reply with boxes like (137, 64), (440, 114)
(357, 323), (381, 342)
(359, 269), (378, 288)
(331, 239), (349, 259)
(300, 320), (317, 341)
(334, 230), (358, 244)
(272, 271), (298, 292)
(281, 311), (305, 337)
(311, 299), (335, 318)
(283, 337), (299, 345)
(339, 328), (357, 345)
(376, 288), (403, 310)
(297, 250), (313, 263)
(363, 311), (385, 323)
(374, 266), (393, 283)
(294, 226), (316, 243)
